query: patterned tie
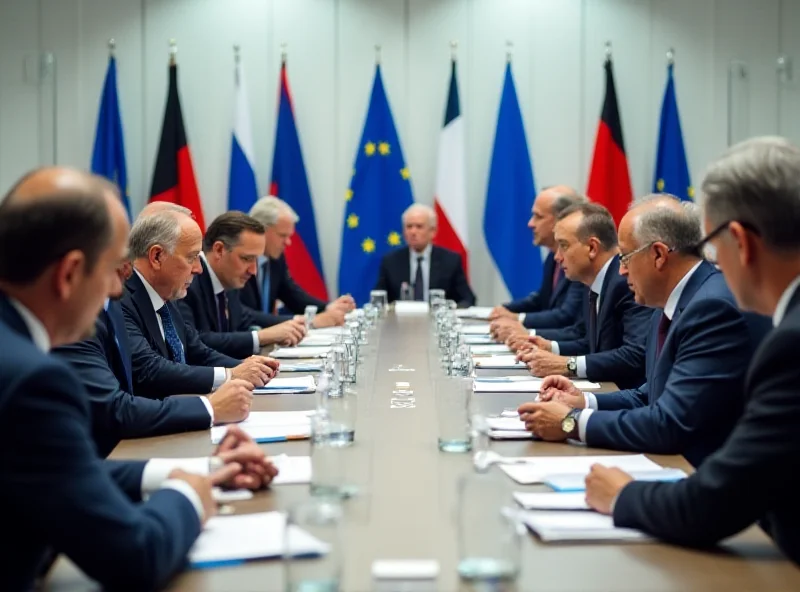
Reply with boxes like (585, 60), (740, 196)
(261, 259), (271, 313)
(587, 290), (599, 353)
(413, 256), (425, 301)
(656, 313), (672, 358)
(216, 292), (229, 332)
(157, 304), (186, 363)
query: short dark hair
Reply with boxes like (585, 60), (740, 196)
(203, 211), (265, 252)
(0, 185), (113, 284)
(556, 202), (618, 250)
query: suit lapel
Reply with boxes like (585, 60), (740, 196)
(594, 256), (620, 350)
(104, 302), (133, 392)
(198, 259), (220, 331)
(126, 273), (169, 357)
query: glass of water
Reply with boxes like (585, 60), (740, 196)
(369, 290), (388, 316)
(434, 377), (473, 452)
(284, 498), (343, 592)
(310, 410), (346, 497)
(304, 305), (319, 331)
(399, 281), (413, 301)
(428, 288), (446, 307)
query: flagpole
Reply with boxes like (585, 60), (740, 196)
(450, 40), (457, 61)
(506, 40), (513, 63)
(281, 43), (287, 66)
(169, 38), (177, 66)
(666, 47), (675, 67)
(605, 41), (612, 62)
(108, 38), (115, 58)
(375, 44), (381, 65)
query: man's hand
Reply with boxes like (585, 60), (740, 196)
(327, 295), (356, 313)
(213, 425), (279, 489)
(517, 401), (573, 441)
(208, 379), (253, 424)
(231, 356), (277, 387)
(313, 309), (345, 328)
(506, 335), (535, 353)
(489, 306), (517, 321)
(585, 465), (634, 515)
(167, 465), (241, 523)
(529, 335), (553, 352)
(538, 375), (585, 407)
(258, 318), (306, 347)
(517, 349), (570, 378)
(490, 318), (527, 342)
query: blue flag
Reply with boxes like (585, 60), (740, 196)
(653, 63), (693, 201)
(338, 65), (414, 305)
(483, 63), (540, 300)
(91, 56), (131, 218)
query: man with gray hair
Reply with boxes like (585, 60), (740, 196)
(582, 136), (800, 566)
(518, 194), (770, 467)
(241, 196), (354, 328)
(374, 203), (476, 306)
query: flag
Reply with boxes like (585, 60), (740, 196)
(91, 55), (131, 218)
(433, 58), (469, 278)
(150, 61), (205, 230)
(483, 62), (540, 300)
(270, 59), (329, 301)
(338, 65), (414, 305)
(227, 55), (258, 212)
(653, 62), (693, 201)
(587, 56), (633, 225)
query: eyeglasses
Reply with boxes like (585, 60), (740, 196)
(690, 220), (761, 264)
(619, 242), (656, 267)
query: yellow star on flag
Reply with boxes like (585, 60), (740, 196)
(687, 186), (695, 199)
(387, 231), (401, 246)
(365, 142), (376, 156)
(345, 188), (353, 202)
(362, 237), (376, 253)
(378, 142), (390, 156)
(347, 213), (359, 229)
(400, 167), (410, 180)
(656, 178), (665, 192)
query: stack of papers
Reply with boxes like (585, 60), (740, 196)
(486, 415), (536, 440)
(210, 411), (314, 444)
(519, 510), (650, 543)
(308, 326), (351, 336)
(473, 376), (601, 392)
(473, 355), (527, 370)
(499, 454), (663, 485)
(514, 492), (589, 510)
(271, 455), (312, 485)
(464, 335), (495, 345)
(272, 346), (331, 359)
(455, 306), (494, 320)
(394, 301), (429, 315)
(459, 324), (491, 335)
(189, 512), (330, 567)
(254, 376), (316, 394)
(297, 335), (336, 347)
(470, 344), (512, 355)
(543, 468), (687, 492)
(276, 361), (324, 373)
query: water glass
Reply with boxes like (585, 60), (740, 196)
(428, 288), (446, 306)
(304, 305), (319, 331)
(284, 498), (343, 592)
(400, 281), (413, 301)
(434, 377), (473, 452)
(337, 335), (358, 384)
(310, 411), (347, 496)
(369, 290), (388, 316)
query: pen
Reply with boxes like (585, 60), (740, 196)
(254, 434), (308, 443)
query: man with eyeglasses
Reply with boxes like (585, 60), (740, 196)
(583, 136), (800, 567)
(517, 195), (770, 467)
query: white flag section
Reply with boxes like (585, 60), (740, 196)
(433, 59), (469, 276)
(227, 53), (258, 211)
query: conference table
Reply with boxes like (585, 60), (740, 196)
(46, 313), (800, 591)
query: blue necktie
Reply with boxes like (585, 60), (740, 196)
(216, 292), (229, 332)
(104, 302), (133, 391)
(261, 260), (271, 313)
(157, 304), (186, 364)
(413, 256), (424, 301)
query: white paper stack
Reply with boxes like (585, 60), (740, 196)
(519, 510), (650, 543)
(271, 346), (331, 359)
(499, 454), (663, 485)
(394, 301), (429, 315)
(473, 355), (527, 370)
(297, 335), (336, 347)
(275, 361), (324, 373)
(463, 335), (495, 345)
(514, 492), (590, 510)
(543, 468), (688, 492)
(470, 344), (512, 355)
(486, 415), (536, 440)
(189, 512), (330, 567)
(473, 376), (601, 392)
(271, 455), (312, 485)
(308, 326), (351, 336)
(210, 411), (314, 444)
(455, 306), (494, 320)
(459, 323), (491, 335)
(253, 375), (316, 395)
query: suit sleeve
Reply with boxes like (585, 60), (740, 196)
(450, 259), (476, 308)
(594, 386), (649, 411)
(523, 282), (585, 329)
(175, 297), (255, 359)
(613, 325), (800, 547)
(277, 262), (328, 314)
(2, 364), (201, 590)
(175, 307), (243, 368)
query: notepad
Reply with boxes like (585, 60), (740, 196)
(499, 454), (663, 485)
(297, 336), (336, 347)
(455, 306), (494, 320)
(514, 492), (590, 510)
(519, 510), (650, 543)
(276, 362), (324, 373)
(543, 468), (688, 492)
(473, 355), (527, 369)
(463, 335), (494, 345)
(470, 344), (512, 355)
(271, 346), (331, 359)
(459, 324), (491, 335)
(394, 301), (429, 315)
(210, 411), (314, 444)
(308, 326), (351, 336)
(487, 416), (527, 431)
(473, 377), (601, 392)
(189, 512), (330, 567)
(271, 456), (312, 485)
(254, 376), (316, 394)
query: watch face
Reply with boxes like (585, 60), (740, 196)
(561, 416), (576, 433)
(567, 358), (577, 372)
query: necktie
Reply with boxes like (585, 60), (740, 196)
(413, 256), (424, 301)
(157, 304), (186, 364)
(104, 303), (133, 391)
(261, 260), (271, 313)
(656, 313), (672, 358)
(216, 292), (229, 332)
(552, 261), (562, 292)
(587, 290), (599, 353)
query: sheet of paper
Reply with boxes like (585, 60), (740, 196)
(189, 512), (329, 566)
(271, 455), (312, 485)
(272, 346), (331, 359)
(276, 362), (324, 373)
(210, 411), (314, 444)
(514, 492), (590, 510)
(308, 326), (351, 336)
(487, 416), (527, 431)
(543, 468), (688, 492)
(470, 344), (512, 355)
(459, 323), (491, 335)
(472, 355), (527, 370)
(297, 336), (336, 347)
(520, 510), (650, 543)
(464, 335), (494, 345)
(394, 301), (429, 315)
(473, 376), (601, 391)
(254, 375), (316, 394)
(489, 430), (537, 440)
(455, 306), (494, 320)
(499, 454), (663, 485)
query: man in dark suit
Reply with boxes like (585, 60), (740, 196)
(0, 167), (276, 591)
(519, 196), (771, 467)
(374, 203), (476, 307)
(241, 196), (354, 328)
(514, 202), (650, 389)
(177, 211), (306, 359)
(490, 186), (585, 330)
(585, 137), (800, 566)
(122, 206), (279, 398)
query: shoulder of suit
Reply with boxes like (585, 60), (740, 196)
(0, 330), (82, 393)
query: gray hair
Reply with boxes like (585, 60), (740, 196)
(139, 201), (192, 217)
(129, 211), (183, 259)
(557, 202), (618, 250)
(702, 136), (800, 251)
(631, 194), (702, 253)
(551, 193), (587, 218)
(249, 196), (299, 228)
(402, 203), (437, 229)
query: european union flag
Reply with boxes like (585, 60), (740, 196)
(91, 56), (131, 218)
(483, 63), (540, 300)
(338, 65), (414, 305)
(653, 63), (693, 201)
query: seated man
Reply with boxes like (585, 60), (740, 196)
(242, 196), (354, 327)
(0, 167), (276, 591)
(122, 206), (278, 398)
(177, 211), (306, 359)
(490, 186), (585, 329)
(374, 203), (476, 307)
(518, 195), (771, 467)
(514, 202), (650, 389)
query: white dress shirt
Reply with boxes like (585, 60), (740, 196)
(773, 274), (800, 327)
(409, 244), (432, 302)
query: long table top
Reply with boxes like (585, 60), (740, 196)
(46, 314), (800, 591)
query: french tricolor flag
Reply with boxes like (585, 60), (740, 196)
(227, 54), (258, 213)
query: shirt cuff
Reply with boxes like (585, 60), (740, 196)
(583, 392), (598, 410)
(141, 457), (210, 494)
(518, 313), (526, 322)
(251, 331), (260, 354)
(161, 478), (205, 520)
(576, 356), (587, 378)
(528, 328), (536, 336)
(577, 408), (594, 442)
(551, 341), (559, 355)
(212, 367), (227, 389)
(199, 396), (215, 427)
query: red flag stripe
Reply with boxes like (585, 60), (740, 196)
(434, 200), (469, 280)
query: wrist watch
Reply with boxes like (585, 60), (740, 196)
(566, 356), (578, 377)
(560, 408), (582, 437)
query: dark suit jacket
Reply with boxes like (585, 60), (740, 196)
(613, 284), (800, 566)
(0, 293), (200, 591)
(538, 256), (649, 389)
(240, 254), (327, 326)
(121, 271), (240, 398)
(53, 300), (212, 457)
(374, 245), (476, 307)
(584, 262), (772, 467)
(176, 257), (259, 359)
(504, 252), (585, 329)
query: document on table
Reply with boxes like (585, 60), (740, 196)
(543, 468), (688, 492)
(189, 512), (329, 567)
(271, 346), (331, 359)
(394, 301), (429, 315)
(499, 454), (663, 485)
(470, 344), (512, 355)
(210, 411), (314, 444)
(276, 361), (324, 373)
(519, 510), (651, 543)
(514, 492), (590, 510)
(472, 355), (527, 370)
(459, 323), (491, 335)
(308, 326), (351, 336)
(464, 335), (495, 345)
(455, 306), (495, 320)
(473, 376), (601, 392)
(297, 335), (336, 347)
(487, 415), (538, 440)
(254, 376), (317, 394)
(271, 455), (312, 485)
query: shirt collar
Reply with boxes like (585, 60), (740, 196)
(773, 275), (800, 327)
(410, 243), (432, 262)
(8, 297), (51, 352)
(135, 269), (166, 312)
(663, 261), (703, 320)
(590, 256), (614, 296)
(199, 252), (224, 295)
